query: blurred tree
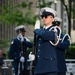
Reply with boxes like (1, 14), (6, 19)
(0, 0), (53, 26)
(60, 0), (72, 36)
(65, 46), (75, 59)
(0, 0), (36, 26)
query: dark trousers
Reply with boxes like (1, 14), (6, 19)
(57, 72), (66, 75)
(13, 61), (29, 75)
(35, 72), (57, 75)
(12, 61), (19, 75)
(35, 72), (66, 75)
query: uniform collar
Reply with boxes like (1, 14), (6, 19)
(43, 24), (52, 29)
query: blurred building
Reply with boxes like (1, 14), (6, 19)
(0, 0), (75, 43)
(47, 0), (75, 43)
(0, 0), (36, 40)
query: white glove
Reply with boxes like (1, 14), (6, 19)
(25, 37), (30, 42)
(20, 56), (25, 62)
(34, 19), (40, 29)
(17, 33), (24, 42)
(28, 52), (35, 61)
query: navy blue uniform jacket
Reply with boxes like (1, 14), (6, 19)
(56, 33), (70, 72)
(8, 38), (32, 61)
(34, 26), (58, 74)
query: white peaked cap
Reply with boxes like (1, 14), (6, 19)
(15, 25), (25, 31)
(54, 17), (62, 22)
(41, 7), (57, 17)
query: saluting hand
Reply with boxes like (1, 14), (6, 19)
(34, 19), (40, 29)
(17, 33), (24, 42)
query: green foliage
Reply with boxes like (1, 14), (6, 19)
(0, 0), (35, 26)
(28, 2), (33, 10)
(0, 0), (53, 26)
(36, 0), (53, 8)
(5, 50), (9, 58)
(65, 46), (75, 59)
(71, 43), (75, 46)
(20, 1), (27, 8)
(0, 39), (9, 48)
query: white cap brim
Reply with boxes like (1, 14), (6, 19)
(15, 25), (25, 31)
(41, 7), (57, 17)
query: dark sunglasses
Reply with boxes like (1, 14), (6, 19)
(41, 14), (49, 19)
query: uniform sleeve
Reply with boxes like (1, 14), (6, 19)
(23, 39), (33, 48)
(56, 36), (70, 51)
(34, 29), (56, 41)
(8, 39), (16, 59)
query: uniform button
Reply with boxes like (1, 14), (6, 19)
(38, 56), (40, 57)
(39, 38), (41, 40)
(39, 44), (40, 46)
(38, 50), (40, 51)
(51, 58), (53, 60)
